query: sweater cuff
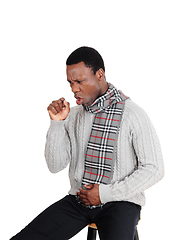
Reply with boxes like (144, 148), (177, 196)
(49, 119), (65, 131)
(99, 184), (117, 204)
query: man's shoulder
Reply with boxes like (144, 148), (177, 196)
(125, 99), (145, 114)
(124, 99), (150, 124)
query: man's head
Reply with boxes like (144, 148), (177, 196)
(66, 46), (105, 75)
(66, 46), (108, 106)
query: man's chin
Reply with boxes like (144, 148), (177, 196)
(82, 101), (94, 107)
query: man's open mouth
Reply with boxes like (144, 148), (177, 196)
(75, 96), (83, 105)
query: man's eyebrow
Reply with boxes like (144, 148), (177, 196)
(67, 79), (83, 82)
(67, 79), (76, 82)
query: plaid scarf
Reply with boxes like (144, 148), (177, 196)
(82, 84), (128, 188)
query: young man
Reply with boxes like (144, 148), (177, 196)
(11, 47), (164, 240)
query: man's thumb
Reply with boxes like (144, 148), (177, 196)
(84, 184), (94, 190)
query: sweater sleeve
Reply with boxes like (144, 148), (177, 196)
(44, 119), (71, 173)
(99, 104), (164, 204)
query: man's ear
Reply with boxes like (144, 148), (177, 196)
(96, 68), (105, 81)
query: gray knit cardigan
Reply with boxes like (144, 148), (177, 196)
(45, 99), (164, 207)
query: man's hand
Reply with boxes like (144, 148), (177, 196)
(47, 98), (70, 121)
(76, 184), (102, 206)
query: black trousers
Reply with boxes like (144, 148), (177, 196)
(11, 195), (141, 240)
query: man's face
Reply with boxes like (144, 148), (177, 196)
(66, 62), (103, 106)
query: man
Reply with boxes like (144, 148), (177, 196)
(11, 47), (164, 240)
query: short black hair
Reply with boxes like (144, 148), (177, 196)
(66, 46), (105, 75)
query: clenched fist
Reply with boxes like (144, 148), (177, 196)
(47, 98), (70, 121)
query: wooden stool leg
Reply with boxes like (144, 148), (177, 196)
(87, 226), (97, 240)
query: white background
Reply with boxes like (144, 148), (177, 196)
(0, 0), (182, 239)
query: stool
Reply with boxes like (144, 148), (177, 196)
(87, 223), (139, 240)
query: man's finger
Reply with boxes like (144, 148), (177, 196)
(52, 101), (61, 112)
(84, 184), (94, 190)
(48, 105), (57, 115)
(57, 98), (66, 110)
(57, 99), (64, 109)
(59, 97), (65, 102)
(63, 100), (70, 109)
(82, 199), (91, 205)
(79, 194), (88, 199)
(79, 188), (87, 195)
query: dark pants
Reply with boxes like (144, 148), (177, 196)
(10, 195), (141, 240)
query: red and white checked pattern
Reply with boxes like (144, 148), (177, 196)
(82, 84), (128, 186)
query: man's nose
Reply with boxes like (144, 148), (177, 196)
(71, 82), (80, 93)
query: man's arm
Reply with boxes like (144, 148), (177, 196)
(45, 98), (71, 173)
(99, 104), (164, 204)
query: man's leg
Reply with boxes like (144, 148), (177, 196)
(10, 195), (90, 240)
(95, 201), (141, 240)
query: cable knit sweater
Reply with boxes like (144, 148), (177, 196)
(45, 99), (164, 207)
